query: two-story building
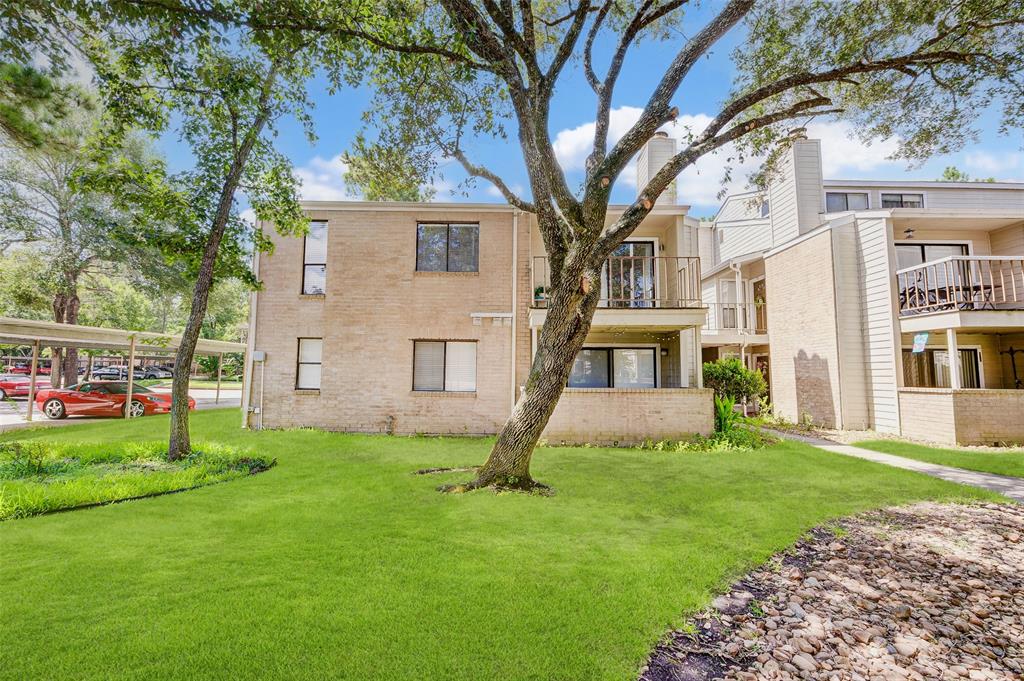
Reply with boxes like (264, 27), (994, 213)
(242, 135), (714, 444)
(705, 133), (1024, 444)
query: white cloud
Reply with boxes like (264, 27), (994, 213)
(485, 182), (525, 199)
(295, 154), (355, 200)
(551, 108), (906, 207)
(965, 151), (1022, 176)
(239, 208), (257, 225)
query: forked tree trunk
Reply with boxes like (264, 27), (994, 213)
(457, 261), (602, 491)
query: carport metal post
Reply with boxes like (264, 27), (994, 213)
(125, 335), (136, 419)
(215, 352), (223, 404)
(25, 339), (40, 422)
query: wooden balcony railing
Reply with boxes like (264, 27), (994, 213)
(704, 302), (767, 333)
(896, 256), (1024, 315)
(531, 256), (701, 309)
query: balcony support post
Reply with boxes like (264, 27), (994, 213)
(946, 328), (961, 390)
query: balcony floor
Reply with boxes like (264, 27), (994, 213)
(528, 306), (707, 330)
(899, 309), (1024, 333)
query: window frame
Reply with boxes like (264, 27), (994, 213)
(415, 222), (480, 273)
(825, 192), (870, 212)
(567, 346), (659, 389)
(295, 337), (323, 391)
(901, 346), (982, 389)
(881, 192), (925, 208)
(412, 339), (478, 392)
(301, 220), (328, 295)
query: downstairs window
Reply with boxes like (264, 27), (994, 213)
(568, 348), (656, 388)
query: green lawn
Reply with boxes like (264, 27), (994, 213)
(855, 439), (1024, 479)
(0, 411), (1002, 681)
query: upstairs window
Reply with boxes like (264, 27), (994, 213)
(759, 200), (770, 218)
(302, 221), (328, 294)
(416, 223), (479, 272)
(296, 338), (323, 390)
(881, 193), (924, 208)
(825, 192), (869, 212)
(413, 341), (477, 392)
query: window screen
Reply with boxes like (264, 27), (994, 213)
(416, 223), (479, 272)
(296, 338), (323, 389)
(302, 221), (328, 294)
(568, 349), (610, 388)
(413, 341), (476, 391)
(613, 349), (656, 388)
(881, 193), (924, 208)
(825, 192), (869, 212)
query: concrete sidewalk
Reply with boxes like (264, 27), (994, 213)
(769, 428), (1024, 503)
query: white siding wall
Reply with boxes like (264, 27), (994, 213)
(823, 185), (1024, 212)
(830, 222), (870, 429)
(637, 135), (678, 204)
(717, 221), (772, 262)
(851, 217), (902, 433)
(991, 223), (1024, 255)
(717, 193), (762, 222)
(768, 138), (824, 245)
(701, 280), (718, 329)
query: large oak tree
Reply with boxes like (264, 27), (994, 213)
(291, 0), (1023, 492)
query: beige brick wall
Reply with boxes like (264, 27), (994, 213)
(251, 206), (712, 442)
(764, 231), (843, 427)
(898, 388), (1024, 445)
(897, 389), (957, 444)
(253, 207), (519, 434)
(952, 390), (1024, 445)
(542, 388), (714, 445)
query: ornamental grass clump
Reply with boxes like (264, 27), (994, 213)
(0, 440), (273, 520)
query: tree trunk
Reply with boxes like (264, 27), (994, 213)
(167, 98), (275, 461)
(62, 293), (80, 385)
(455, 261), (602, 491)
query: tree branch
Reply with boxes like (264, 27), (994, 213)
(450, 147), (536, 212)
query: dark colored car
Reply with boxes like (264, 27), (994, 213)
(0, 374), (51, 400)
(34, 381), (196, 419)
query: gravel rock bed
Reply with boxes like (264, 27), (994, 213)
(640, 503), (1024, 681)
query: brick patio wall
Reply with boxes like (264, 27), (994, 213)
(899, 388), (1024, 445)
(541, 388), (714, 445)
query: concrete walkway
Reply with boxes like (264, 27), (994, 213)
(769, 428), (1024, 503)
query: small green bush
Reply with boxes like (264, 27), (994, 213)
(636, 428), (778, 453)
(703, 358), (767, 404)
(714, 394), (739, 433)
(0, 440), (273, 520)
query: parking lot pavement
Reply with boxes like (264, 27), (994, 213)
(0, 390), (242, 433)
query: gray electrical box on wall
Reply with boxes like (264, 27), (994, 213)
(252, 350), (266, 361)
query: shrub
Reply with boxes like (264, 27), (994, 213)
(702, 358), (767, 404)
(635, 428), (778, 453)
(714, 394), (739, 433)
(0, 440), (274, 520)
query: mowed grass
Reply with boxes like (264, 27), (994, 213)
(855, 439), (1024, 479)
(0, 410), (1002, 681)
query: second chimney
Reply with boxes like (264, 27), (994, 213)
(636, 131), (677, 205)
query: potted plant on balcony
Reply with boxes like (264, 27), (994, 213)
(533, 286), (548, 304)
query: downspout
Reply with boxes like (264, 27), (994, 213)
(241, 222), (261, 429)
(510, 207), (519, 414)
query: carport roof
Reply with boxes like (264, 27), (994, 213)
(0, 317), (245, 355)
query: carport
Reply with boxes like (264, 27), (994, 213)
(0, 317), (245, 421)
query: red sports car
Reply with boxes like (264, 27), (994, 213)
(0, 374), (51, 400)
(9, 364), (51, 375)
(34, 381), (196, 419)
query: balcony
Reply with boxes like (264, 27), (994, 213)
(896, 256), (1024, 332)
(528, 255), (705, 330)
(703, 302), (767, 333)
(531, 256), (701, 309)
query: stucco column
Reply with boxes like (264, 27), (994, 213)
(693, 327), (704, 388)
(946, 328), (961, 389)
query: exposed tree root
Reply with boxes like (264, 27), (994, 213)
(437, 475), (554, 496)
(413, 466), (479, 475)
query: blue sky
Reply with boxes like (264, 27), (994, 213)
(159, 6), (1024, 217)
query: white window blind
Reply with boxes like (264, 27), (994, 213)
(413, 341), (476, 391)
(296, 338), (323, 389)
(444, 342), (476, 392)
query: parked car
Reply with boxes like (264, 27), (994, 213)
(142, 366), (172, 379)
(34, 381), (196, 419)
(9, 363), (51, 375)
(91, 366), (146, 381)
(0, 374), (51, 400)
